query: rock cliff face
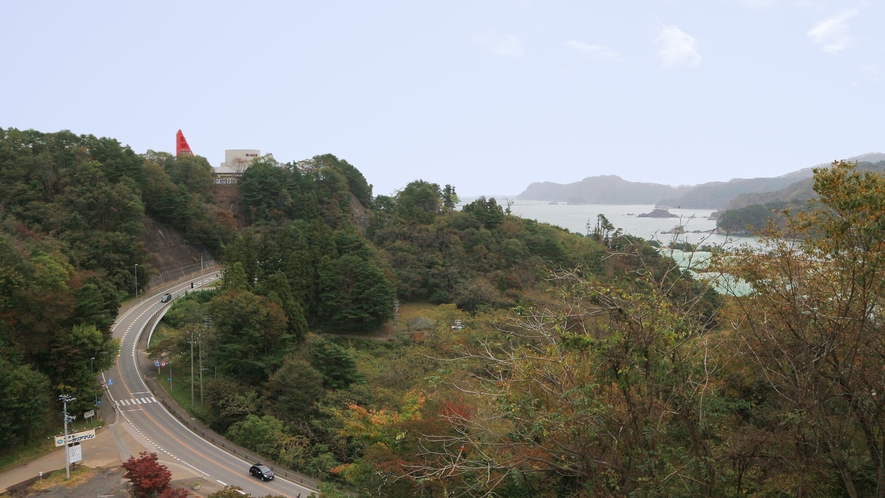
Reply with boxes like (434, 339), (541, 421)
(139, 218), (217, 292)
(136, 183), (243, 292)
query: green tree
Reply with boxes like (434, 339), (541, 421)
(461, 196), (504, 229)
(226, 414), (290, 459)
(46, 324), (118, 412)
(588, 213), (615, 244)
(221, 262), (251, 292)
(395, 180), (442, 225)
(0, 355), (50, 446)
(317, 254), (395, 331)
(258, 272), (309, 341)
(314, 153), (373, 207)
(238, 160), (292, 223)
(442, 184), (459, 213)
(309, 338), (362, 390)
(207, 290), (291, 384)
(202, 378), (263, 433)
(267, 357), (325, 422)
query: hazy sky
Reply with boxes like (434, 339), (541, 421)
(2, 1), (881, 196)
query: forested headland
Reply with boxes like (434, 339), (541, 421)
(2, 128), (885, 497)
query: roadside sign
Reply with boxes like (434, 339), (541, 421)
(55, 429), (96, 447)
(68, 443), (82, 463)
(107, 378), (113, 386)
(155, 360), (160, 367)
(83, 409), (95, 419)
(160, 361), (166, 367)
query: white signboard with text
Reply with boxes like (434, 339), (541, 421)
(68, 443), (82, 463)
(54, 429), (96, 447)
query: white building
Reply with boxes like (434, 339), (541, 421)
(214, 149), (260, 184)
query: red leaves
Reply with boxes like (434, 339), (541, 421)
(440, 401), (472, 422)
(121, 452), (174, 498)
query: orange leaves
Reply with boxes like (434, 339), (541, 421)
(341, 389), (427, 442)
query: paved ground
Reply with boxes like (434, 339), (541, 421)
(0, 390), (224, 498)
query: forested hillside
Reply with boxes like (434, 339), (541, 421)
(151, 154), (723, 497)
(0, 128), (234, 447)
(716, 159), (885, 235)
(5, 128), (885, 497)
(177, 159), (885, 497)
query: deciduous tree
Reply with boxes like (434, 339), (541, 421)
(122, 452), (173, 498)
(410, 268), (724, 497)
(719, 161), (885, 497)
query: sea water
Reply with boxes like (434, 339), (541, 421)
(502, 200), (742, 247)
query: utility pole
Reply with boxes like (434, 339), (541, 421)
(201, 317), (210, 405)
(199, 330), (204, 406)
(59, 394), (76, 480)
(90, 357), (96, 406)
(134, 263), (138, 299)
(190, 330), (194, 407)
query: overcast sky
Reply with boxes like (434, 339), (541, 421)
(1, 1), (881, 196)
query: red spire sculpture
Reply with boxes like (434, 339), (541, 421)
(176, 130), (193, 156)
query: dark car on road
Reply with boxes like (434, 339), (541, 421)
(249, 464), (274, 481)
(161, 293), (172, 303)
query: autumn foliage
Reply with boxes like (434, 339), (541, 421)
(121, 451), (188, 498)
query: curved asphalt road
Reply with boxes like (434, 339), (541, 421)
(104, 276), (317, 498)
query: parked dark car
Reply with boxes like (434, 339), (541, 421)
(160, 293), (172, 303)
(249, 463), (274, 481)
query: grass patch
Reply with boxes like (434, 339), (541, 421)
(27, 465), (95, 492)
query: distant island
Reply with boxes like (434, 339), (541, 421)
(637, 208), (677, 218)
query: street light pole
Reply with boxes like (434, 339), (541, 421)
(134, 263), (138, 299)
(59, 394), (76, 480)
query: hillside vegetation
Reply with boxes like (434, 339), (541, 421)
(4, 128), (885, 497)
(0, 128), (243, 447)
(716, 159), (885, 235)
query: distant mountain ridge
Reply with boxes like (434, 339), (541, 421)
(517, 175), (690, 205)
(726, 155), (885, 210)
(516, 152), (885, 209)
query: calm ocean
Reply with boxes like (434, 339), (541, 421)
(500, 200), (736, 247)
(487, 199), (755, 294)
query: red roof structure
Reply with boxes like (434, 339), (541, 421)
(176, 130), (193, 156)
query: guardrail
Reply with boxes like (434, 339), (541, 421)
(137, 287), (322, 493)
